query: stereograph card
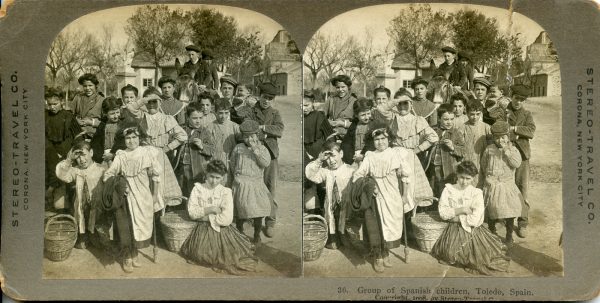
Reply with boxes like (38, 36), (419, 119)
(0, 0), (598, 300)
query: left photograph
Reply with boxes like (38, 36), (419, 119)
(43, 4), (302, 278)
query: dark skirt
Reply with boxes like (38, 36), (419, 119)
(180, 222), (258, 275)
(430, 222), (510, 275)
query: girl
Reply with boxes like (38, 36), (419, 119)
(430, 161), (510, 275)
(122, 87), (187, 206)
(180, 160), (258, 275)
(341, 97), (374, 166)
(103, 124), (163, 272)
(322, 74), (357, 137)
(90, 97), (124, 164)
(450, 94), (469, 129)
(480, 121), (523, 244)
(456, 100), (492, 187)
(69, 73), (104, 136)
(352, 125), (413, 273)
(372, 91), (436, 206)
(229, 120), (273, 244)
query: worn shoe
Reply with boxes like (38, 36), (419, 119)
(373, 258), (385, 273)
(132, 250), (142, 268)
(122, 257), (133, 273)
(74, 239), (87, 249)
(263, 226), (275, 238)
(383, 255), (392, 268)
(325, 241), (338, 250)
(515, 226), (528, 238)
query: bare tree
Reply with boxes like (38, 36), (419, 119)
(86, 25), (122, 96)
(303, 32), (354, 90)
(303, 32), (331, 90)
(126, 5), (189, 82)
(387, 4), (451, 77)
(345, 29), (384, 97)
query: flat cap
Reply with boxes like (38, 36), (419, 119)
(259, 82), (279, 97)
(510, 85), (531, 98)
(441, 46), (457, 54)
(220, 76), (238, 87)
(240, 119), (260, 135)
(185, 44), (201, 53)
(490, 120), (510, 136)
(473, 77), (491, 89)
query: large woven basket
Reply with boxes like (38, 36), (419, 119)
(303, 214), (328, 262)
(160, 210), (196, 252)
(44, 214), (78, 262)
(411, 211), (448, 253)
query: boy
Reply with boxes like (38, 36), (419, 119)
(55, 141), (105, 249)
(69, 73), (104, 136)
(426, 104), (465, 198)
(175, 102), (211, 197)
(305, 141), (355, 249)
(197, 92), (217, 128)
(411, 77), (438, 127)
(200, 98), (242, 186)
(457, 100), (492, 188)
(158, 76), (187, 125)
(507, 85), (536, 238)
(485, 83), (510, 124)
(45, 88), (82, 211)
(250, 82), (284, 238)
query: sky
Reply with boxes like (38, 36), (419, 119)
(63, 4), (284, 48)
(316, 3), (545, 55)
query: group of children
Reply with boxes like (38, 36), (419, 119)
(303, 73), (536, 275)
(45, 70), (285, 275)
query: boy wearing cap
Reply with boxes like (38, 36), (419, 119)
(411, 77), (438, 127)
(506, 85), (536, 238)
(435, 46), (462, 87)
(183, 44), (203, 80)
(251, 82), (284, 237)
(198, 49), (220, 91)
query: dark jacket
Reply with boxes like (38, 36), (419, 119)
(507, 104), (536, 160)
(174, 126), (210, 181)
(341, 120), (375, 165)
(251, 104), (284, 159)
(425, 126), (465, 178)
(197, 61), (220, 90)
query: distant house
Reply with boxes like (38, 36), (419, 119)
(376, 50), (444, 94)
(115, 52), (189, 94)
(254, 30), (302, 96)
(514, 31), (561, 97)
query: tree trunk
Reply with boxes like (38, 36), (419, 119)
(363, 81), (367, 97)
(415, 61), (420, 78)
(311, 71), (318, 89)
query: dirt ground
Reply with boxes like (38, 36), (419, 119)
(303, 96), (564, 277)
(43, 95), (303, 279)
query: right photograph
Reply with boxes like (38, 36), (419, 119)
(302, 3), (563, 277)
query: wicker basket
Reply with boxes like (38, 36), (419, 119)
(44, 214), (78, 262)
(160, 210), (196, 252)
(411, 211), (448, 253)
(303, 214), (328, 262)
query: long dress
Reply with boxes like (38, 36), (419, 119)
(480, 144), (523, 219)
(431, 184), (510, 275)
(200, 120), (241, 185)
(229, 143), (273, 219)
(180, 183), (257, 274)
(103, 146), (164, 246)
(352, 148), (412, 243)
(373, 106), (437, 205)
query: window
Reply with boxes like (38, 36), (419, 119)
(143, 78), (153, 87)
(403, 80), (413, 88)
